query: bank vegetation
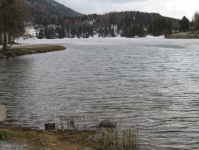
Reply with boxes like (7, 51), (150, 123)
(0, 124), (139, 150)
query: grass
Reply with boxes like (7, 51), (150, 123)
(95, 128), (140, 150)
(0, 45), (66, 58)
(0, 126), (140, 150)
(0, 115), (140, 150)
(0, 53), (7, 58)
(0, 114), (140, 150)
(0, 126), (96, 150)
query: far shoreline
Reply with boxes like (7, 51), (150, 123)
(166, 32), (199, 39)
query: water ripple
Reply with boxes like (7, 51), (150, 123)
(1, 39), (199, 149)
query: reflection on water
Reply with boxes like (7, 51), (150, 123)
(1, 38), (199, 149)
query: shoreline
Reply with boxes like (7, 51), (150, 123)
(0, 124), (96, 150)
(0, 123), (139, 150)
(0, 44), (66, 58)
(167, 34), (199, 39)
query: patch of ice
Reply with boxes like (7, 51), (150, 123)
(0, 141), (29, 150)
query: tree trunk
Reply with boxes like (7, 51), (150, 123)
(2, 32), (7, 52)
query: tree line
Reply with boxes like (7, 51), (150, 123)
(147, 17), (172, 36)
(32, 10), (178, 38)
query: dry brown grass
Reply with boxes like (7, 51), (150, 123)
(167, 34), (199, 39)
(0, 126), (96, 150)
(0, 125), (140, 150)
(94, 128), (140, 150)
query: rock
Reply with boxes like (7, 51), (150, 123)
(0, 104), (6, 124)
(3, 50), (14, 57)
(99, 120), (117, 128)
(31, 50), (36, 54)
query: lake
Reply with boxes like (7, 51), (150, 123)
(1, 36), (199, 149)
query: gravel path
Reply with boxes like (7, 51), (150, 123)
(10, 44), (52, 49)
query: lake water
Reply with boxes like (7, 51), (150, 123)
(1, 37), (199, 149)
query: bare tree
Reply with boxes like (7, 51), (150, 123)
(193, 12), (199, 31)
(0, 0), (29, 54)
(172, 22), (180, 33)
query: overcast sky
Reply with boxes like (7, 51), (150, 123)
(56, 0), (198, 20)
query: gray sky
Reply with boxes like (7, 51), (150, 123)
(56, 0), (198, 20)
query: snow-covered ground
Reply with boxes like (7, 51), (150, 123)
(16, 27), (199, 51)
(25, 26), (37, 37)
(17, 35), (199, 51)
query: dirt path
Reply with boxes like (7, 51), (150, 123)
(10, 44), (52, 49)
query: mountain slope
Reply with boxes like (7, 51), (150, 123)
(27, 0), (82, 16)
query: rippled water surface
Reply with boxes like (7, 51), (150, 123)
(1, 37), (199, 149)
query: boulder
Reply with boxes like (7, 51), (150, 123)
(3, 50), (14, 57)
(31, 50), (36, 54)
(0, 104), (6, 124)
(99, 120), (117, 128)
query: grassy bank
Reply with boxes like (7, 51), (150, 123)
(0, 125), (140, 150)
(0, 125), (96, 150)
(167, 34), (199, 39)
(0, 45), (66, 58)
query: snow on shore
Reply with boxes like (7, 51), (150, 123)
(17, 31), (199, 51)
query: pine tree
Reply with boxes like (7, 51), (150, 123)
(179, 16), (189, 31)
(138, 20), (144, 36)
(104, 26), (108, 37)
(111, 28), (114, 37)
(167, 19), (172, 34)
(45, 28), (49, 39)
(148, 23), (153, 34)
(0, 0), (28, 52)
(153, 19), (158, 36)
(165, 30), (168, 38)
(132, 24), (137, 36)
(38, 29), (43, 39)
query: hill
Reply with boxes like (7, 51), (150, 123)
(27, 0), (82, 16)
(26, 0), (82, 25)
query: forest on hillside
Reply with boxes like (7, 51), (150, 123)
(27, 0), (81, 17)
(26, 0), (179, 38)
(34, 10), (179, 39)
